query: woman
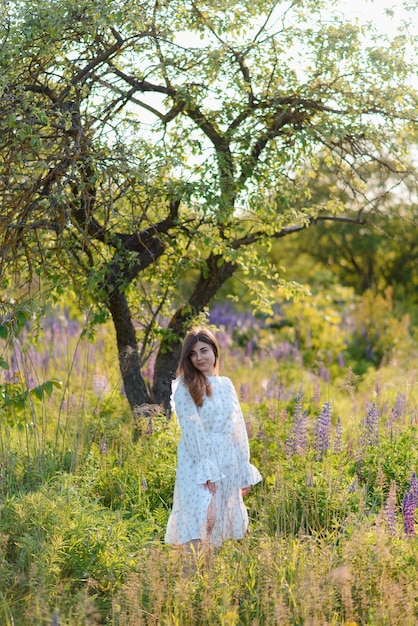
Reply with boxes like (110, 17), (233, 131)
(165, 327), (261, 550)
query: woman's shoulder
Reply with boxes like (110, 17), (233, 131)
(212, 375), (235, 388)
(171, 376), (186, 394)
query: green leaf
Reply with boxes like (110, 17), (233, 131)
(42, 381), (53, 396)
(31, 386), (44, 401)
(16, 310), (29, 329)
(0, 325), (9, 339)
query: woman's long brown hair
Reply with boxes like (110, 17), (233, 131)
(176, 327), (219, 407)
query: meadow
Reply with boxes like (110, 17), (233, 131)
(0, 299), (417, 625)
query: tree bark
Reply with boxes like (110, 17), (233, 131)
(152, 254), (237, 412)
(106, 287), (150, 409)
(101, 201), (182, 413)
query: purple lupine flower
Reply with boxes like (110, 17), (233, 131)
(337, 352), (345, 368)
(364, 402), (379, 446)
(385, 481), (397, 537)
(333, 416), (343, 454)
(314, 401), (332, 459)
(285, 430), (295, 459)
(239, 384), (251, 402)
(409, 472), (418, 501)
(393, 393), (406, 419)
(93, 374), (109, 396)
(294, 409), (308, 456)
(285, 399), (308, 458)
(313, 378), (321, 404)
(50, 609), (60, 626)
(319, 365), (330, 383)
(402, 490), (416, 537)
(349, 474), (359, 492)
(386, 393), (407, 439)
(386, 408), (397, 440)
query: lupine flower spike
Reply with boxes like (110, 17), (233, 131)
(402, 490), (416, 537)
(314, 401), (332, 459)
(333, 416), (343, 454)
(384, 481), (397, 537)
(364, 402), (379, 446)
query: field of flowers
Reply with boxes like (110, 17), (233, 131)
(0, 302), (417, 625)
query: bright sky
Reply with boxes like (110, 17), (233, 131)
(136, 0), (417, 130)
(338, 0), (414, 35)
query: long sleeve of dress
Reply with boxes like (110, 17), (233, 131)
(227, 378), (262, 488)
(171, 379), (224, 485)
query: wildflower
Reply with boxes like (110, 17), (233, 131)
(320, 365), (330, 383)
(386, 408), (397, 440)
(402, 490), (416, 537)
(349, 475), (359, 493)
(364, 402), (379, 446)
(294, 409), (308, 456)
(285, 399), (308, 458)
(386, 393), (406, 439)
(239, 383), (251, 402)
(384, 481), (397, 536)
(409, 472), (418, 501)
(306, 469), (314, 487)
(314, 401), (332, 459)
(284, 431), (295, 459)
(50, 609), (60, 626)
(313, 378), (321, 404)
(93, 374), (109, 396)
(393, 392), (406, 418)
(333, 416), (342, 454)
(99, 436), (107, 455)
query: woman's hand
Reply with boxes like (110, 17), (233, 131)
(241, 486), (251, 497)
(204, 480), (217, 495)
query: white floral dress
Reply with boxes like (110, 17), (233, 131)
(165, 375), (262, 547)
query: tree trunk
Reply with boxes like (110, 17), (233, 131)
(106, 287), (150, 410)
(152, 254), (237, 412)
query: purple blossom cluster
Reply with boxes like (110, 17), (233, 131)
(393, 392), (407, 419)
(364, 402), (379, 446)
(401, 473), (417, 538)
(314, 401), (332, 459)
(410, 472), (418, 499)
(402, 490), (416, 537)
(386, 393), (407, 439)
(284, 401), (345, 460)
(349, 474), (359, 493)
(285, 399), (308, 458)
(385, 481), (397, 536)
(333, 416), (343, 454)
(209, 303), (301, 363)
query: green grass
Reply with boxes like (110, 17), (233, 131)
(0, 319), (417, 625)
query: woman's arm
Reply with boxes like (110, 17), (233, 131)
(226, 378), (262, 487)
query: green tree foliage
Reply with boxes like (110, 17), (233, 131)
(269, 160), (418, 321)
(1, 0), (417, 411)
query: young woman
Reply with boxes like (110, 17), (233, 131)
(165, 327), (261, 550)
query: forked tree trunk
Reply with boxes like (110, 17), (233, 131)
(107, 288), (150, 409)
(106, 253), (237, 420)
(152, 254), (237, 413)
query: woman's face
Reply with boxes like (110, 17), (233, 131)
(189, 341), (216, 376)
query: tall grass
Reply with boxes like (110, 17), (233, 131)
(0, 308), (417, 625)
